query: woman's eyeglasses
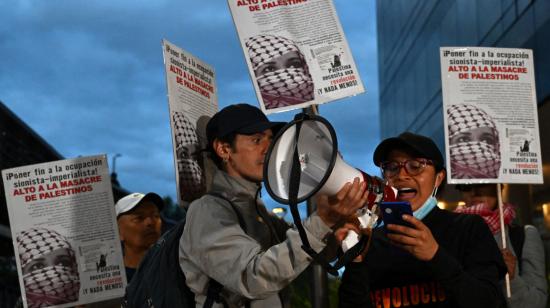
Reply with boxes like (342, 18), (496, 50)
(380, 159), (433, 178)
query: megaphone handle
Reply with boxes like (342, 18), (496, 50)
(288, 200), (340, 276)
(332, 234), (369, 269)
(288, 193), (369, 276)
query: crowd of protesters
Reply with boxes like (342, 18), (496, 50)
(5, 103), (547, 308)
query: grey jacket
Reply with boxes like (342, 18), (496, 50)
(494, 225), (547, 308)
(179, 169), (333, 308)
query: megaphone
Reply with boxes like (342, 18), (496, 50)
(264, 113), (396, 211)
(263, 113), (397, 274)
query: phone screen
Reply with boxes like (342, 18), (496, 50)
(379, 201), (413, 229)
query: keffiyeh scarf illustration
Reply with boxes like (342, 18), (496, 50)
(447, 104), (501, 178)
(246, 35), (314, 109)
(455, 202), (516, 234)
(17, 228), (80, 307)
(173, 111), (204, 201)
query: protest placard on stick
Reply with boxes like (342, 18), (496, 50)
(2, 155), (126, 308)
(440, 47), (543, 184)
(228, 0), (365, 114)
(162, 39), (218, 206)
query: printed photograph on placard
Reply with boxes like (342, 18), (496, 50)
(246, 34), (314, 110)
(17, 227), (81, 307)
(172, 111), (205, 200)
(447, 104), (501, 180)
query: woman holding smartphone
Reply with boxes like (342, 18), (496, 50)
(338, 132), (507, 308)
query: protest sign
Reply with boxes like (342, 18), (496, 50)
(162, 39), (218, 206)
(440, 47), (543, 184)
(2, 155), (126, 307)
(228, 0), (365, 114)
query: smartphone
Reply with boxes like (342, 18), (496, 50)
(379, 201), (413, 230)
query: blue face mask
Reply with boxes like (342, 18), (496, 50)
(412, 181), (440, 220)
(413, 196), (437, 220)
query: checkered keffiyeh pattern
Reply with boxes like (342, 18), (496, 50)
(246, 35), (300, 71)
(246, 35), (314, 109)
(17, 228), (80, 307)
(18, 228), (73, 267)
(173, 111), (200, 157)
(447, 104), (501, 179)
(172, 111), (204, 201)
(455, 202), (516, 234)
(24, 265), (80, 308)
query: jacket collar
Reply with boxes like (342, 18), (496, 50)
(211, 168), (261, 202)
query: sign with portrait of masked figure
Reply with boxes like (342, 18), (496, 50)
(440, 47), (543, 184)
(2, 155), (126, 308)
(228, 0), (365, 114)
(162, 39), (218, 207)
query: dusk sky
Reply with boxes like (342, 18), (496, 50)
(1, 0), (380, 211)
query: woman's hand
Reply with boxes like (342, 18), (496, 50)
(386, 215), (439, 261)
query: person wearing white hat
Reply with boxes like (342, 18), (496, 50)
(116, 192), (163, 282)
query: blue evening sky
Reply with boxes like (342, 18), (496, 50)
(0, 0), (380, 211)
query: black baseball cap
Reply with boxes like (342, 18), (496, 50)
(206, 104), (285, 147)
(373, 132), (445, 171)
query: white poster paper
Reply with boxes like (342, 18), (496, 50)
(228, 0), (365, 114)
(2, 155), (126, 308)
(162, 39), (218, 206)
(440, 47), (543, 184)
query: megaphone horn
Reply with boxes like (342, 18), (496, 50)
(263, 113), (397, 275)
(264, 113), (396, 207)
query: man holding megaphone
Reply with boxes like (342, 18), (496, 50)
(338, 132), (507, 308)
(179, 104), (368, 308)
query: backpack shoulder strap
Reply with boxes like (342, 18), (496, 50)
(508, 223), (525, 273)
(200, 192), (249, 308)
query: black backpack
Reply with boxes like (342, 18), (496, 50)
(122, 194), (246, 308)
